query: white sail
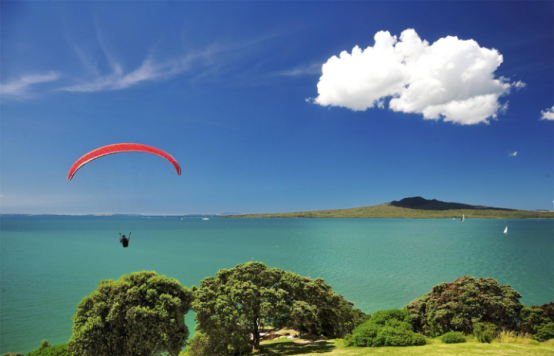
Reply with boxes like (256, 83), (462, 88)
(461, 214), (465, 222)
(504, 227), (508, 233)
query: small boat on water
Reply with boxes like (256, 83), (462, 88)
(202, 217), (209, 221)
(504, 227), (508, 234)
(461, 214), (465, 222)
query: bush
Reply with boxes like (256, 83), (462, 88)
(535, 322), (554, 342)
(39, 341), (50, 350)
(473, 322), (497, 343)
(2, 353), (24, 356)
(68, 271), (194, 356)
(344, 309), (426, 348)
(25, 342), (69, 356)
(405, 276), (525, 336)
(441, 331), (467, 343)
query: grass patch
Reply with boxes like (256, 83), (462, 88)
(258, 337), (554, 355)
(495, 330), (539, 345)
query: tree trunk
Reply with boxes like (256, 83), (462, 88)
(252, 318), (260, 350)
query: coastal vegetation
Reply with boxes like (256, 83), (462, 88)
(256, 337), (554, 355)
(3, 264), (553, 356)
(225, 197), (554, 219)
(440, 331), (466, 343)
(405, 276), (525, 336)
(191, 262), (367, 354)
(68, 271), (194, 356)
(343, 309), (426, 347)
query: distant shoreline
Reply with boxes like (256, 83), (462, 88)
(225, 197), (554, 219)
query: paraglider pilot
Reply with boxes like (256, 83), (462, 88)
(119, 232), (131, 248)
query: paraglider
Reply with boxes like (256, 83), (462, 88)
(68, 143), (181, 180)
(119, 232), (131, 248)
(69, 143), (181, 248)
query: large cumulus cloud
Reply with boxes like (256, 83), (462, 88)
(314, 29), (520, 125)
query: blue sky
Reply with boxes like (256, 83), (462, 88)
(1, 1), (553, 214)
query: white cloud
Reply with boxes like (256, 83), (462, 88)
(540, 106), (554, 121)
(512, 80), (526, 90)
(0, 72), (60, 97)
(314, 29), (519, 125)
(509, 151), (517, 157)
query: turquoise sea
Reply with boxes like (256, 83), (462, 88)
(1, 216), (553, 354)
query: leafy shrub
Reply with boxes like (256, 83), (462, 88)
(2, 353), (24, 356)
(405, 276), (525, 336)
(25, 342), (69, 356)
(535, 322), (554, 342)
(441, 331), (466, 343)
(473, 322), (497, 343)
(344, 309), (426, 348)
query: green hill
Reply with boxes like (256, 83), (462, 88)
(225, 197), (554, 219)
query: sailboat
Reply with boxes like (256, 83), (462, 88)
(461, 214), (465, 222)
(504, 226), (508, 234)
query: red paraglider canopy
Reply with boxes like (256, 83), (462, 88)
(68, 143), (181, 180)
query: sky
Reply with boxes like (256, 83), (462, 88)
(1, 1), (553, 215)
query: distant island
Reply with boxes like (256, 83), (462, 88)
(225, 197), (554, 219)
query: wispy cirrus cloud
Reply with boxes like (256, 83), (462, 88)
(58, 45), (222, 93)
(0, 72), (60, 97)
(279, 63), (322, 77)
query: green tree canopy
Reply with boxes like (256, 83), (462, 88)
(68, 271), (193, 356)
(192, 261), (365, 353)
(405, 276), (525, 336)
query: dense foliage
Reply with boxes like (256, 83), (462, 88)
(473, 322), (497, 343)
(0, 341), (69, 356)
(441, 331), (466, 343)
(405, 276), (525, 336)
(520, 303), (554, 341)
(536, 302), (554, 323)
(26, 344), (68, 356)
(192, 262), (365, 353)
(277, 271), (368, 337)
(68, 271), (194, 356)
(344, 309), (426, 347)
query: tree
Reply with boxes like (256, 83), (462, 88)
(68, 271), (193, 356)
(192, 261), (365, 353)
(405, 276), (525, 336)
(278, 272), (368, 337)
